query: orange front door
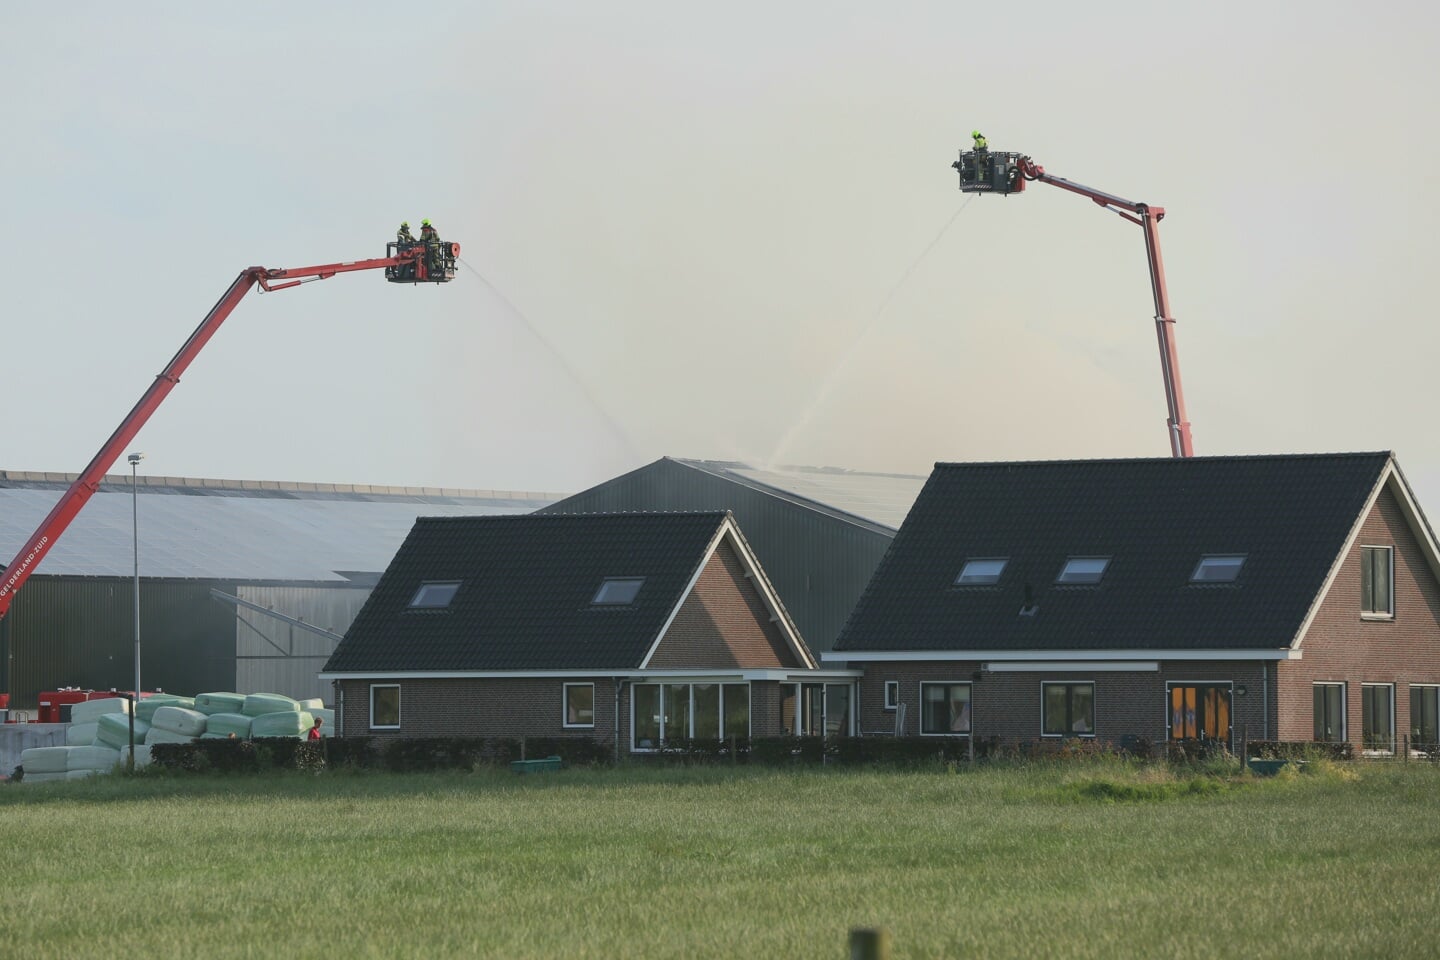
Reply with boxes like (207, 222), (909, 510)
(1169, 685), (1231, 744)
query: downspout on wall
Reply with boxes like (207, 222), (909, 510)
(613, 678), (626, 762)
(1262, 661), (1269, 741)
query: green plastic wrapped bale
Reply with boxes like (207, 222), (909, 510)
(70, 697), (131, 725)
(119, 745), (152, 769)
(20, 746), (70, 774)
(150, 705), (208, 736)
(66, 744), (120, 772)
(194, 692), (247, 716)
(250, 710), (313, 738)
(136, 694), (195, 723)
(66, 722), (99, 746)
(96, 713), (151, 750)
(242, 693), (301, 718)
(298, 698), (325, 711)
(204, 713), (253, 738)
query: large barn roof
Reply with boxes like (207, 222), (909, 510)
(0, 471), (563, 583)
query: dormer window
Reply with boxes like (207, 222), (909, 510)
(955, 558), (1007, 585)
(1191, 555), (1246, 583)
(409, 581), (460, 608)
(593, 577), (644, 605)
(1057, 557), (1109, 584)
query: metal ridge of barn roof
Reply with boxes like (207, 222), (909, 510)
(0, 469), (567, 505)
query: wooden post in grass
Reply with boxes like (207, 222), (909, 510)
(1238, 724), (1248, 771)
(849, 927), (891, 960)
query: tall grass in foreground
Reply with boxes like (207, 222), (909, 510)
(2, 761), (1437, 959)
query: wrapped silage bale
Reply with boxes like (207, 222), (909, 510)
(96, 713), (151, 750)
(66, 721), (100, 746)
(20, 746), (71, 774)
(136, 694), (194, 723)
(203, 713), (252, 739)
(150, 705), (208, 737)
(23, 772), (67, 785)
(70, 697), (130, 725)
(145, 726), (198, 745)
(242, 693), (300, 718)
(67, 769), (102, 780)
(193, 692), (246, 716)
(250, 711), (313, 738)
(67, 744), (121, 772)
(118, 745), (153, 769)
(298, 698), (325, 711)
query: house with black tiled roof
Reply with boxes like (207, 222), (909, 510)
(825, 453), (1440, 754)
(320, 512), (860, 754)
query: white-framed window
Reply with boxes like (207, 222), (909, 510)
(631, 682), (749, 751)
(370, 684), (401, 729)
(1313, 682), (1346, 742)
(1361, 683), (1395, 754)
(594, 577), (644, 605)
(955, 558), (1007, 585)
(409, 581), (460, 608)
(563, 683), (595, 729)
(1190, 555), (1246, 583)
(1360, 546), (1394, 618)
(779, 682), (854, 738)
(883, 680), (899, 711)
(1056, 557), (1109, 585)
(919, 682), (971, 736)
(1410, 685), (1439, 751)
(1042, 682), (1094, 737)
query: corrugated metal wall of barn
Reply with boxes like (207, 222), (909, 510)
(234, 585), (372, 703)
(1, 578), (235, 710)
(538, 459), (898, 651)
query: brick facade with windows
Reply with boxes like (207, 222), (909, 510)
(1276, 487), (1440, 750)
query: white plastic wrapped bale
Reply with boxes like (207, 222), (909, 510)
(66, 721), (100, 746)
(309, 708), (335, 737)
(193, 692), (246, 716)
(136, 694), (195, 723)
(150, 705), (208, 737)
(203, 713), (252, 739)
(250, 711), (313, 738)
(118, 745), (153, 769)
(23, 772), (67, 784)
(145, 726), (198, 745)
(96, 713), (151, 750)
(70, 697), (131, 725)
(242, 693), (300, 718)
(20, 746), (70, 774)
(298, 698), (325, 711)
(67, 769), (103, 780)
(68, 744), (121, 772)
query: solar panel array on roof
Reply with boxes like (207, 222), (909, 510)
(0, 473), (563, 582)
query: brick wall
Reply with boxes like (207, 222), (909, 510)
(648, 539), (801, 669)
(1277, 486), (1440, 748)
(336, 676), (794, 747)
(854, 660), (1268, 745)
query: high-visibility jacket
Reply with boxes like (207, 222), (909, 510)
(973, 135), (988, 151)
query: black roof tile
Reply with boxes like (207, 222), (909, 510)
(324, 512), (730, 672)
(834, 453), (1392, 653)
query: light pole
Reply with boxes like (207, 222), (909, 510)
(128, 452), (144, 771)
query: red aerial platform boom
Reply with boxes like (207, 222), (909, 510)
(0, 238), (461, 622)
(952, 144), (1195, 458)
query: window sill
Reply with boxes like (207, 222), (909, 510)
(1041, 733), (1096, 739)
(563, 723), (596, 730)
(1360, 613), (1395, 622)
(918, 731), (971, 737)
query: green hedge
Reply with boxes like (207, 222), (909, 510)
(150, 738), (326, 773)
(1247, 740), (1354, 761)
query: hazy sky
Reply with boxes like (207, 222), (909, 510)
(4, 2), (1439, 510)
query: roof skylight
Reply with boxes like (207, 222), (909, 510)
(409, 581), (460, 608)
(1191, 555), (1246, 583)
(955, 558), (1007, 586)
(1056, 557), (1109, 584)
(593, 577), (644, 605)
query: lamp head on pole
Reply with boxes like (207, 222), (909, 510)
(127, 452), (145, 466)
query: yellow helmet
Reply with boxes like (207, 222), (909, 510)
(421, 218), (432, 227)
(400, 221), (409, 228)
(972, 130), (983, 139)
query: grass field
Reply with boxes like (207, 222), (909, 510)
(2, 760), (1438, 959)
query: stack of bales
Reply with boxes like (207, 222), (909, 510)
(20, 690), (331, 785)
